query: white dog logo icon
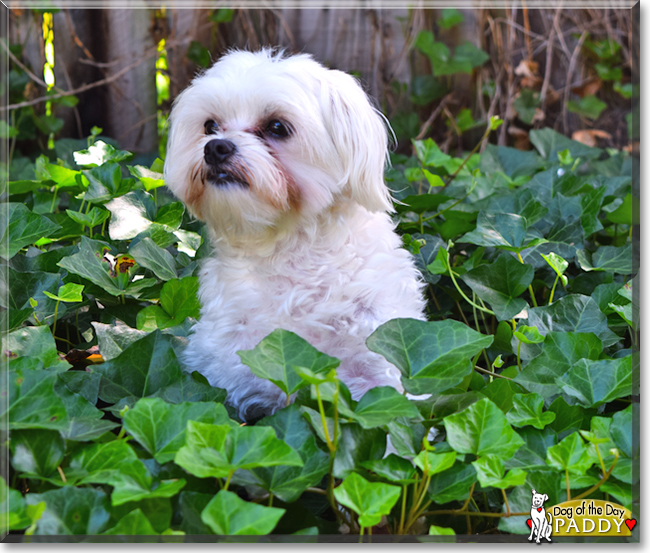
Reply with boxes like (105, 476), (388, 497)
(528, 489), (552, 544)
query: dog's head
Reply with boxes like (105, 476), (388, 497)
(531, 489), (549, 508)
(164, 49), (392, 237)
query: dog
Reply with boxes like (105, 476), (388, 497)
(164, 49), (425, 420)
(528, 489), (553, 543)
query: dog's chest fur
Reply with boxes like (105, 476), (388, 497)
(184, 204), (425, 418)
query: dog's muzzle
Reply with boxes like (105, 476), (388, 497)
(204, 138), (248, 188)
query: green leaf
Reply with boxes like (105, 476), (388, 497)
(540, 252), (569, 277)
(333, 425), (386, 479)
(201, 490), (285, 535)
(175, 421), (303, 479)
(367, 318), (493, 395)
(83, 161), (133, 203)
(91, 320), (147, 362)
(513, 325), (545, 344)
(514, 332), (603, 400)
(546, 432), (595, 475)
(427, 463), (477, 504)
(506, 393), (556, 429)
(0, 203), (61, 259)
(2, 366), (68, 430)
(137, 277), (200, 330)
(443, 398), (524, 459)
(461, 253), (534, 320)
(567, 95), (607, 120)
(186, 41), (212, 68)
(65, 207), (110, 229)
(123, 398), (235, 464)
(43, 282), (84, 303)
(576, 244), (633, 276)
(333, 472), (401, 528)
(57, 237), (126, 297)
(610, 403), (635, 459)
(128, 164), (165, 191)
(74, 140), (132, 167)
(10, 429), (65, 478)
(361, 454), (417, 484)
(471, 455), (527, 489)
(429, 525), (456, 536)
(438, 8), (463, 28)
(547, 397), (588, 440)
(129, 237), (177, 281)
(102, 509), (158, 535)
(93, 331), (188, 403)
(412, 138), (453, 168)
(237, 329), (340, 396)
(526, 294), (620, 347)
(459, 212), (533, 251)
(1, 476), (33, 530)
(234, 404), (329, 503)
(351, 386), (421, 428)
(413, 451), (457, 475)
(26, 487), (111, 535)
(556, 356), (632, 407)
(2, 325), (69, 369)
(529, 128), (603, 161)
(513, 89), (541, 125)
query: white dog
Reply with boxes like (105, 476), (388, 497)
(528, 489), (553, 543)
(164, 49), (425, 420)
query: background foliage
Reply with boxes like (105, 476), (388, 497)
(1, 5), (638, 541)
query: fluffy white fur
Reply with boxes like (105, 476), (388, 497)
(164, 49), (425, 420)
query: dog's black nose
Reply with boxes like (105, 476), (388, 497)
(204, 138), (236, 166)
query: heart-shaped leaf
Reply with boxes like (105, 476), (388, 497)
(367, 318), (493, 395)
(201, 490), (285, 535)
(506, 393), (556, 429)
(333, 472), (401, 528)
(546, 432), (596, 475)
(0, 203), (61, 259)
(238, 329), (340, 396)
(556, 356), (632, 407)
(472, 455), (527, 489)
(443, 398), (524, 459)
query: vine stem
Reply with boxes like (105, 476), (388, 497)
(446, 250), (494, 315)
(516, 252), (538, 307)
(548, 274), (560, 305)
(566, 470), (571, 501)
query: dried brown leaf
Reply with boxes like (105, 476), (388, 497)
(572, 79), (603, 98)
(515, 59), (539, 78)
(571, 129), (612, 147)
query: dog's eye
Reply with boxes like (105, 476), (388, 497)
(266, 120), (290, 138)
(204, 120), (219, 135)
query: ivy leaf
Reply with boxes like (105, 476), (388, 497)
(351, 386), (421, 428)
(102, 509), (158, 535)
(472, 455), (527, 489)
(413, 451), (457, 475)
(129, 237), (177, 281)
(546, 432), (596, 475)
(84, 161), (133, 203)
(513, 325), (545, 344)
(506, 393), (556, 429)
(427, 463), (477, 504)
(514, 332), (602, 400)
(0, 203), (61, 259)
(610, 404), (635, 459)
(461, 253), (534, 320)
(43, 283), (84, 303)
(556, 357), (632, 407)
(234, 404), (329, 503)
(136, 277), (200, 331)
(65, 207), (110, 229)
(443, 398), (524, 459)
(0, 476), (33, 530)
(367, 318), (493, 395)
(576, 244), (633, 276)
(174, 421), (303, 479)
(237, 329), (340, 396)
(25, 488), (111, 535)
(333, 472), (401, 528)
(361, 454), (417, 484)
(10, 429), (65, 479)
(459, 212), (538, 252)
(123, 398), (235, 464)
(526, 294), (620, 347)
(2, 325), (69, 370)
(201, 490), (285, 535)
(74, 140), (133, 167)
(93, 331), (195, 403)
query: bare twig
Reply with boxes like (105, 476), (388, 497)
(415, 93), (454, 140)
(562, 31), (588, 134)
(1, 35), (193, 112)
(540, 10), (561, 118)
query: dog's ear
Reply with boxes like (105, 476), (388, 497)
(531, 489), (537, 495)
(543, 494), (548, 502)
(320, 69), (393, 213)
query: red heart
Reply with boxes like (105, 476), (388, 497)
(526, 519), (532, 528)
(537, 507), (543, 512)
(625, 519), (636, 531)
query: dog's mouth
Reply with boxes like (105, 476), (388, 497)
(206, 168), (249, 188)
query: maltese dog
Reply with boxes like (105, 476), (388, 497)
(164, 49), (425, 420)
